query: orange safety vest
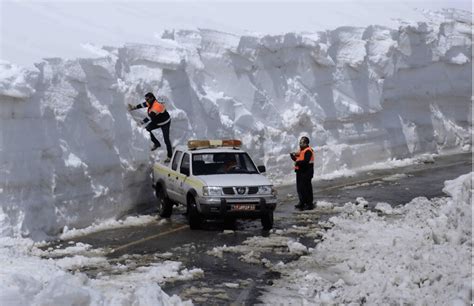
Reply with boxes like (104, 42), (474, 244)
(147, 100), (166, 115)
(294, 146), (314, 170)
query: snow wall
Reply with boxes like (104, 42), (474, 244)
(0, 10), (471, 240)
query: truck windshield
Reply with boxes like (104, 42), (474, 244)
(192, 152), (259, 175)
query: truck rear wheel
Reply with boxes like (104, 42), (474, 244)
(188, 196), (202, 230)
(261, 212), (274, 230)
(155, 185), (173, 218)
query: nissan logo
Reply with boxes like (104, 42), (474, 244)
(236, 187), (246, 195)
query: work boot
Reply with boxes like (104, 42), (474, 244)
(294, 203), (304, 210)
(163, 157), (171, 163)
(304, 203), (314, 210)
(151, 143), (161, 151)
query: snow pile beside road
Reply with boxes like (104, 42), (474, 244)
(0, 236), (194, 305)
(262, 172), (472, 305)
(0, 10), (471, 239)
(59, 215), (161, 240)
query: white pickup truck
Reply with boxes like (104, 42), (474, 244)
(152, 140), (277, 230)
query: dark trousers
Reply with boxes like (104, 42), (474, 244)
(296, 172), (313, 206)
(146, 121), (172, 158)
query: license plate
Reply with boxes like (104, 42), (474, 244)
(231, 204), (255, 211)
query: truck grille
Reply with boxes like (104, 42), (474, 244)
(222, 187), (234, 195)
(248, 187), (258, 194)
(222, 187), (259, 195)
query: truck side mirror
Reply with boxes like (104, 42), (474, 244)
(257, 165), (266, 173)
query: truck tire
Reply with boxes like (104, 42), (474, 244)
(155, 185), (173, 218)
(261, 212), (274, 230)
(188, 196), (202, 230)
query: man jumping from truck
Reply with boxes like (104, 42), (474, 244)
(128, 92), (172, 162)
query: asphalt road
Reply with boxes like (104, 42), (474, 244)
(54, 152), (471, 305)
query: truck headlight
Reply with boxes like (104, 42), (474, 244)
(203, 186), (222, 196)
(257, 186), (274, 195)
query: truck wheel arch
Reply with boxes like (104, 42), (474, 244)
(155, 179), (168, 197)
(187, 189), (199, 210)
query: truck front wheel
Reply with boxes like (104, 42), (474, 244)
(155, 185), (173, 218)
(188, 196), (202, 230)
(261, 212), (274, 230)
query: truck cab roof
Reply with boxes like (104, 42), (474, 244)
(174, 145), (245, 155)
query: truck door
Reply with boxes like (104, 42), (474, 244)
(175, 153), (191, 204)
(167, 150), (183, 200)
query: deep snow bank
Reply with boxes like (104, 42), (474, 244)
(0, 10), (471, 239)
(0, 60), (154, 240)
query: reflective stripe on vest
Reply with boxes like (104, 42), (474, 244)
(294, 146), (314, 170)
(147, 100), (166, 114)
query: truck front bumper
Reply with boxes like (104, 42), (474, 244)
(198, 196), (277, 219)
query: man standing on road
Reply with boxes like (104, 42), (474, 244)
(290, 136), (314, 210)
(128, 92), (172, 162)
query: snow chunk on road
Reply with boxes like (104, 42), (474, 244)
(287, 241), (308, 255)
(382, 173), (408, 182)
(208, 235), (309, 263)
(60, 215), (159, 240)
(374, 202), (394, 214)
(316, 200), (334, 210)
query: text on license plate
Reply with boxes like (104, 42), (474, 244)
(231, 204), (255, 211)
